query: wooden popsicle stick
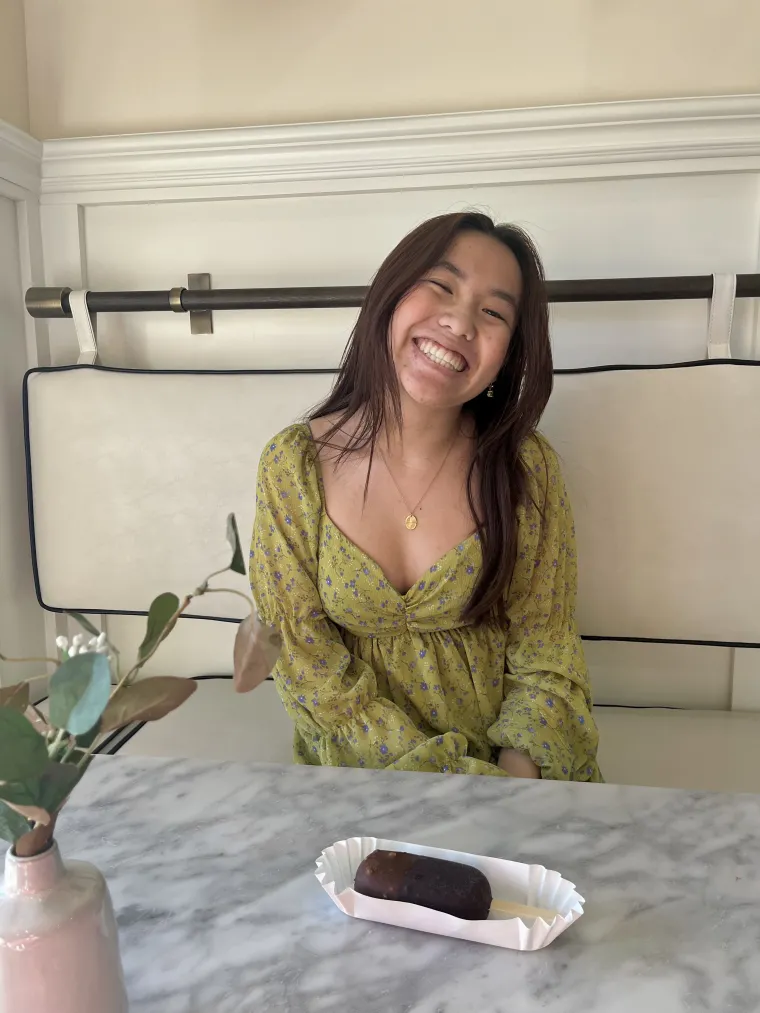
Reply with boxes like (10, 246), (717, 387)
(490, 899), (558, 921)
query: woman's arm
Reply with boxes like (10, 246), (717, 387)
(251, 427), (507, 776)
(487, 435), (602, 782)
(497, 749), (540, 778)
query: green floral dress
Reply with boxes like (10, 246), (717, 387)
(250, 423), (601, 781)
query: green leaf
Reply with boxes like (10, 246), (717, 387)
(138, 592), (180, 663)
(49, 653), (111, 735)
(66, 611), (101, 638)
(0, 801), (32, 845)
(227, 513), (246, 575)
(0, 682), (30, 712)
(0, 781), (37, 807)
(36, 762), (83, 814)
(0, 710), (48, 781)
(100, 676), (196, 733)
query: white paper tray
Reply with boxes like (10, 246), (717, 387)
(315, 837), (584, 950)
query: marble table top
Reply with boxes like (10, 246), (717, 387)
(56, 756), (760, 1012)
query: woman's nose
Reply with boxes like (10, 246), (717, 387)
(438, 304), (476, 341)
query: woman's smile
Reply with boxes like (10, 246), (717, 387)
(413, 336), (469, 374)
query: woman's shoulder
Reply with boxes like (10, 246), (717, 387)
(257, 423), (318, 485)
(518, 432), (568, 516)
(261, 421), (312, 456)
(520, 431), (561, 481)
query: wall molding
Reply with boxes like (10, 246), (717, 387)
(38, 94), (760, 204)
(0, 120), (48, 369)
(4, 94), (760, 203)
(0, 120), (42, 196)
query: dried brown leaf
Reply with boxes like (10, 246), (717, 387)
(0, 683), (30, 712)
(233, 611), (282, 693)
(4, 801), (51, 826)
(99, 676), (197, 733)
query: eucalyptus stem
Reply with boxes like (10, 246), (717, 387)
(118, 593), (194, 690)
(196, 564), (232, 590)
(47, 727), (67, 759)
(60, 741), (77, 763)
(114, 572), (250, 692)
(76, 733), (104, 768)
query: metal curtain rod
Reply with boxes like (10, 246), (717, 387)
(25, 274), (760, 318)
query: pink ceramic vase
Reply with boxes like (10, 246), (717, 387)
(0, 840), (128, 1012)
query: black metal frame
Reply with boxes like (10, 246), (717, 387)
(24, 274), (760, 318)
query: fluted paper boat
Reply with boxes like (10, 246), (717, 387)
(315, 836), (584, 950)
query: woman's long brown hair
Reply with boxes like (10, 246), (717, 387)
(310, 212), (553, 626)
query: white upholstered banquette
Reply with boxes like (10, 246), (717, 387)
(23, 360), (760, 792)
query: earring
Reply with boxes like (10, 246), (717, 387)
(486, 384), (495, 398)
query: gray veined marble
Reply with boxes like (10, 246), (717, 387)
(54, 756), (760, 1012)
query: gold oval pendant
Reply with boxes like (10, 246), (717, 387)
(405, 514), (418, 531)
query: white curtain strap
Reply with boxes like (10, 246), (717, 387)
(68, 290), (98, 365)
(707, 273), (736, 360)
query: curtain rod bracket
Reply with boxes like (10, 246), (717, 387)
(187, 273), (213, 335)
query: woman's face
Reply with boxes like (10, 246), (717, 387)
(389, 231), (523, 411)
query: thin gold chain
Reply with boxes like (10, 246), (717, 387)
(378, 436), (458, 530)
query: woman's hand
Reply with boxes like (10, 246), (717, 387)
(497, 748), (540, 778)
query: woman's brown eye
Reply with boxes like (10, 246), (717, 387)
(429, 280), (452, 295)
(484, 308), (506, 322)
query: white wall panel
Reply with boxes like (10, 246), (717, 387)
(57, 172), (760, 371)
(0, 195), (46, 683)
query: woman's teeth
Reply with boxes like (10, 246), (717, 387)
(416, 338), (467, 373)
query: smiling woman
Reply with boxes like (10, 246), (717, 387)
(392, 239), (522, 409)
(248, 212), (601, 782)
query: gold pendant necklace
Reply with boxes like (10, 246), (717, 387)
(379, 436), (458, 531)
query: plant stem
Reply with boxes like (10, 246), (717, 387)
(118, 593), (194, 690)
(197, 564), (232, 588)
(105, 570), (252, 705)
(76, 734), (104, 768)
(47, 727), (67, 759)
(60, 741), (77, 763)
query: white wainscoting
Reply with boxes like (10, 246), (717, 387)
(0, 122), (48, 689)
(11, 97), (760, 713)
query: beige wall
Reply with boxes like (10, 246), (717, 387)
(0, 0), (29, 132)
(19, 0), (760, 139)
